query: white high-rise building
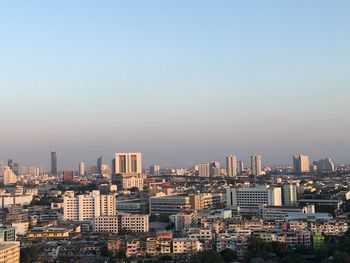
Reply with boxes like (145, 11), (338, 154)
(226, 155), (237, 177)
(114, 153), (142, 174)
(79, 162), (85, 176)
(251, 155), (262, 176)
(226, 185), (282, 208)
(3, 167), (17, 185)
(63, 190), (116, 221)
(198, 163), (210, 177)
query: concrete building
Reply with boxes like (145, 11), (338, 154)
(172, 238), (202, 254)
(313, 158), (335, 173)
(51, 151), (57, 176)
(282, 184), (297, 206)
(293, 155), (310, 173)
(63, 190), (117, 221)
(3, 167), (17, 185)
(226, 185), (282, 209)
(210, 162), (220, 176)
(113, 173), (144, 190)
(114, 153), (142, 174)
(0, 193), (33, 208)
(118, 213), (149, 232)
(94, 215), (119, 234)
(189, 194), (213, 210)
(226, 155), (237, 177)
(0, 241), (20, 263)
(150, 195), (191, 214)
(198, 163), (210, 177)
(79, 162), (85, 176)
(238, 161), (244, 174)
(63, 171), (74, 181)
(150, 164), (160, 176)
(250, 155), (262, 176)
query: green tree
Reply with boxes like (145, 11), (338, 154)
(21, 246), (39, 263)
(192, 251), (225, 263)
(220, 248), (237, 262)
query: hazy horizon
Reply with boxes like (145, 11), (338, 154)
(1, 1), (349, 169)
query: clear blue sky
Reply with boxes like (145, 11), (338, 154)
(0, 1), (349, 169)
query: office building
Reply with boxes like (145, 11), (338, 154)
(97, 156), (102, 174)
(210, 162), (220, 176)
(226, 185), (282, 208)
(251, 155), (262, 176)
(112, 173), (144, 190)
(63, 171), (74, 181)
(114, 153), (142, 174)
(238, 161), (244, 174)
(0, 241), (20, 263)
(150, 195), (191, 214)
(189, 194), (213, 210)
(282, 184), (297, 206)
(51, 151), (57, 175)
(150, 164), (160, 176)
(13, 163), (19, 176)
(313, 158), (335, 173)
(118, 213), (149, 232)
(0, 226), (15, 242)
(7, 159), (13, 171)
(79, 162), (85, 176)
(94, 215), (119, 234)
(3, 167), (17, 185)
(63, 190), (117, 221)
(293, 155), (310, 173)
(226, 155), (237, 177)
(198, 163), (210, 177)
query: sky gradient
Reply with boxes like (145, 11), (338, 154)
(0, 1), (349, 170)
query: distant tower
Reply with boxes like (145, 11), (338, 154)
(150, 164), (160, 176)
(51, 151), (57, 175)
(13, 163), (19, 175)
(3, 166), (17, 185)
(226, 155), (237, 177)
(293, 155), (310, 173)
(198, 163), (210, 177)
(7, 159), (13, 171)
(251, 155), (262, 176)
(97, 156), (102, 174)
(238, 161), (244, 174)
(79, 162), (85, 176)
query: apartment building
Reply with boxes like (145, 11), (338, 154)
(63, 190), (116, 221)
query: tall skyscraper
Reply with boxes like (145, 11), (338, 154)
(210, 162), (220, 176)
(114, 153), (142, 174)
(250, 155), (262, 176)
(238, 161), (244, 174)
(51, 151), (57, 175)
(13, 163), (19, 175)
(198, 163), (210, 177)
(226, 155), (237, 177)
(293, 155), (310, 173)
(313, 158), (335, 173)
(150, 164), (160, 176)
(79, 162), (85, 176)
(97, 156), (103, 174)
(7, 159), (13, 171)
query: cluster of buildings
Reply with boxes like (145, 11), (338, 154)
(0, 151), (348, 262)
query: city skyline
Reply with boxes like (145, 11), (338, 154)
(0, 1), (349, 168)
(0, 151), (341, 172)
